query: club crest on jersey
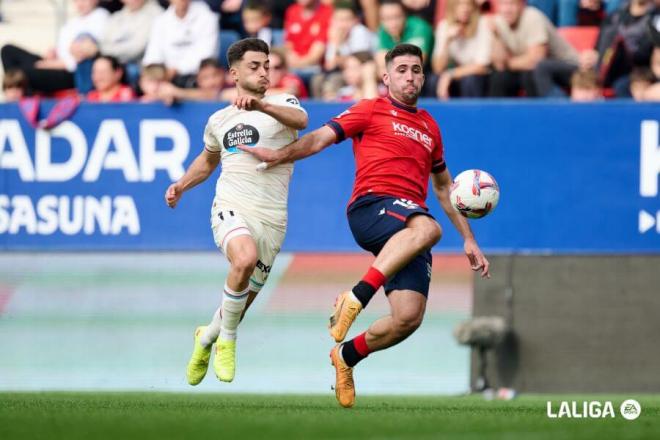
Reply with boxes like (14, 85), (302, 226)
(223, 123), (260, 152)
(391, 121), (432, 151)
(286, 97), (300, 105)
(390, 110), (398, 117)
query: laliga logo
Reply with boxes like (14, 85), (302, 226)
(546, 399), (641, 420)
(639, 120), (660, 234)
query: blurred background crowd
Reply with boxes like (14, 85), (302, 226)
(1, 0), (659, 103)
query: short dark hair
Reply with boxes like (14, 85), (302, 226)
(95, 55), (122, 71)
(243, 0), (271, 14)
(379, 0), (404, 9)
(2, 69), (28, 90)
(199, 58), (221, 70)
(334, 1), (358, 14)
(384, 43), (423, 67)
(227, 38), (270, 67)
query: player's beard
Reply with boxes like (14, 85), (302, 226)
(400, 85), (420, 105)
(242, 78), (269, 96)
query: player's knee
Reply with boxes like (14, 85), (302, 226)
(393, 312), (424, 337)
(410, 216), (442, 248)
(231, 252), (257, 276)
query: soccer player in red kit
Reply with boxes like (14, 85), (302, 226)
(239, 43), (490, 408)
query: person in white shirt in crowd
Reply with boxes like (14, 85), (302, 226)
(1, 0), (109, 94)
(432, 0), (493, 98)
(242, 0), (274, 46)
(142, 0), (219, 88)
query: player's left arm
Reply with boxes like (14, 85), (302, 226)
(431, 169), (490, 278)
(232, 95), (308, 130)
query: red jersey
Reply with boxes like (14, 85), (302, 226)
(326, 96), (446, 209)
(284, 3), (332, 57)
(87, 85), (135, 103)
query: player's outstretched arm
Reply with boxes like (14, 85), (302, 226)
(232, 95), (308, 130)
(431, 169), (490, 278)
(237, 125), (337, 170)
(165, 148), (220, 208)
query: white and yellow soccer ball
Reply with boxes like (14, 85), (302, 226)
(449, 169), (500, 219)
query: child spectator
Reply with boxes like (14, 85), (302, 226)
(87, 55), (136, 102)
(432, 0), (492, 98)
(2, 69), (28, 102)
(158, 58), (226, 102)
(267, 47), (308, 97)
(570, 69), (602, 100)
(139, 63), (168, 102)
(242, 0), (275, 46)
(326, 51), (378, 101)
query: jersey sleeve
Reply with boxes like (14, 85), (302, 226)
(266, 93), (308, 116)
(325, 99), (375, 143)
(203, 117), (221, 153)
(430, 122), (446, 174)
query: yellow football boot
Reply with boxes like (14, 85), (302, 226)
(214, 338), (237, 382)
(186, 326), (212, 385)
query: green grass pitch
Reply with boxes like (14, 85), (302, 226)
(1, 393), (658, 439)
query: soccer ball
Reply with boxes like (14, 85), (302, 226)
(449, 169), (500, 219)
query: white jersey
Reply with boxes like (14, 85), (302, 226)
(203, 93), (306, 230)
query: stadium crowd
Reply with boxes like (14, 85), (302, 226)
(2, 0), (659, 102)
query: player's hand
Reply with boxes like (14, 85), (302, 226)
(236, 145), (283, 170)
(464, 238), (490, 278)
(232, 95), (265, 112)
(165, 182), (183, 208)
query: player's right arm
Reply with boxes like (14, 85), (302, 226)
(165, 148), (220, 208)
(238, 98), (375, 169)
(238, 126), (337, 169)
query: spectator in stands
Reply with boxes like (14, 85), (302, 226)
(2, 69), (28, 102)
(376, 0), (434, 75)
(74, 0), (163, 65)
(432, 0), (492, 98)
(139, 63), (169, 102)
(71, 0), (163, 93)
(324, 51), (379, 100)
(87, 55), (136, 102)
(142, 0), (219, 88)
(283, 0), (333, 75)
(158, 58), (226, 102)
(489, 0), (578, 97)
(534, 0), (653, 97)
(1, 0), (109, 94)
(360, 0), (381, 31)
(569, 68), (602, 100)
(242, 0), (275, 45)
(324, 2), (375, 71)
(402, 0), (438, 25)
(629, 46), (660, 100)
(267, 47), (309, 97)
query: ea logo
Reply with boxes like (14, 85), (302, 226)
(620, 399), (641, 420)
(223, 123), (260, 152)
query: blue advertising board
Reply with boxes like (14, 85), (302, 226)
(0, 100), (658, 252)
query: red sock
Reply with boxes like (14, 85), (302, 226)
(353, 332), (371, 357)
(362, 267), (386, 290)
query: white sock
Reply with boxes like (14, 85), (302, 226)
(219, 283), (249, 341)
(200, 307), (222, 347)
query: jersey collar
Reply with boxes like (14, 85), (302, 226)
(387, 96), (418, 113)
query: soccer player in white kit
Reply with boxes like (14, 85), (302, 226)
(164, 38), (308, 384)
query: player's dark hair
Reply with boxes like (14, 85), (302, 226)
(334, 1), (359, 14)
(384, 43), (423, 67)
(227, 38), (270, 67)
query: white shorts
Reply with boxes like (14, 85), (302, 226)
(210, 203), (285, 293)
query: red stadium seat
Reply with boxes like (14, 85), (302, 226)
(558, 26), (599, 52)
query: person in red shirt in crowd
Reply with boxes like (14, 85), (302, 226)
(240, 43), (490, 408)
(87, 55), (135, 102)
(283, 0), (333, 74)
(267, 47), (308, 98)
